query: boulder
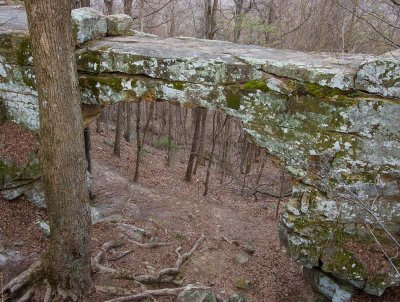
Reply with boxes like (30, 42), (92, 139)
(176, 289), (217, 302)
(0, 249), (22, 267)
(106, 14), (133, 36)
(304, 268), (354, 302)
(233, 278), (252, 290)
(72, 8), (107, 44)
(235, 253), (249, 265)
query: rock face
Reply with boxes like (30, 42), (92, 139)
(106, 14), (133, 36)
(72, 8), (107, 44)
(304, 268), (354, 302)
(0, 7), (399, 300)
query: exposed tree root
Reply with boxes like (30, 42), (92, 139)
(108, 249), (134, 261)
(2, 234), (211, 301)
(116, 223), (152, 238)
(1, 260), (43, 302)
(103, 284), (211, 302)
(95, 285), (139, 296)
(43, 285), (53, 302)
(15, 287), (35, 302)
(127, 239), (173, 249)
(222, 235), (255, 255)
(93, 234), (206, 286)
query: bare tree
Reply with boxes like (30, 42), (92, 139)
(114, 102), (124, 157)
(185, 107), (202, 182)
(72, 0), (90, 9)
(124, 0), (133, 16)
(124, 103), (132, 142)
(105, 0), (113, 15)
(134, 99), (142, 182)
(204, 0), (219, 39)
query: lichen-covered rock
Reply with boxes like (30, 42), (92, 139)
(304, 268), (354, 302)
(1, 180), (45, 208)
(72, 8), (107, 44)
(176, 289), (217, 302)
(355, 49), (400, 99)
(321, 248), (367, 289)
(0, 156), (40, 190)
(106, 14), (132, 36)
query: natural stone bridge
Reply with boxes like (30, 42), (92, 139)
(1, 6), (399, 301)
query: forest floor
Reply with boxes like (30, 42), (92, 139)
(1, 125), (399, 302)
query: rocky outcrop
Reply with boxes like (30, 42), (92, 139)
(0, 7), (399, 300)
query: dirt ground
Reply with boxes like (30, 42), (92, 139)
(1, 126), (399, 301)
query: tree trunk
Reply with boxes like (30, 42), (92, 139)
(169, 0), (176, 37)
(182, 108), (188, 145)
(167, 103), (173, 166)
(193, 108), (207, 175)
(84, 127), (92, 174)
(185, 107), (202, 182)
(96, 116), (102, 133)
(72, 0), (80, 9)
(220, 116), (231, 184)
(233, 0), (244, 42)
(123, 0), (133, 16)
(124, 102), (132, 142)
(141, 101), (154, 146)
(105, 0), (113, 15)
(204, 0), (219, 39)
(256, 149), (265, 186)
(134, 100), (142, 182)
(81, 0), (90, 7)
(203, 112), (216, 196)
(25, 0), (92, 298)
(139, 0), (144, 31)
(105, 107), (110, 136)
(204, 114), (227, 196)
(114, 102), (124, 157)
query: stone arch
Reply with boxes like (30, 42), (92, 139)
(0, 6), (399, 300)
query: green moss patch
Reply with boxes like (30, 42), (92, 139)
(242, 80), (269, 93)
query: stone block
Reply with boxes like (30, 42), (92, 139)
(106, 14), (133, 36)
(72, 8), (107, 44)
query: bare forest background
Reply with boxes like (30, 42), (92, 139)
(94, 0), (400, 54)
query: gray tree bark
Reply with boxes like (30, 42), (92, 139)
(25, 0), (93, 298)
